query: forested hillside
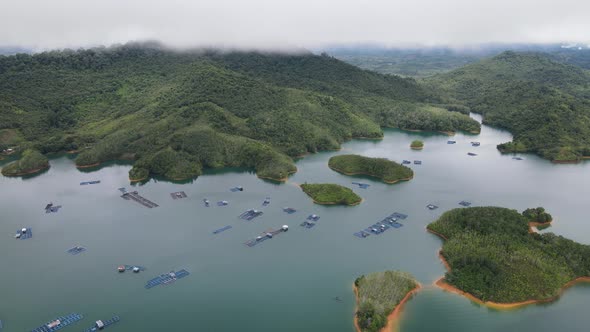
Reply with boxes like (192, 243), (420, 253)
(427, 51), (590, 161)
(0, 43), (478, 180)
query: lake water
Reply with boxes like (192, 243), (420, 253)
(1, 114), (590, 331)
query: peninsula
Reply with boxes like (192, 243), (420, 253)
(300, 183), (362, 206)
(427, 206), (590, 307)
(354, 271), (420, 332)
(1, 149), (49, 176)
(328, 155), (413, 184)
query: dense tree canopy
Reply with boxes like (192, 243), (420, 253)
(328, 154), (413, 183)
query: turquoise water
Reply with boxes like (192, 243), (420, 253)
(1, 114), (590, 331)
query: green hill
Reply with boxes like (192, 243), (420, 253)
(427, 51), (590, 161)
(328, 154), (413, 183)
(0, 44), (479, 181)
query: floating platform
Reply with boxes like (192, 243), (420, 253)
(66, 246), (86, 255)
(217, 200), (229, 206)
(82, 316), (120, 332)
(390, 212), (408, 220)
(230, 186), (244, 192)
(447, 140), (456, 144)
(44, 203), (62, 213)
(414, 160), (422, 165)
(402, 160), (411, 164)
(80, 180), (101, 185)
(283, 207), (297, 214)
(307, 214), (320, 222)
(145, 269), (190, 289)
(471, 142), (481, 146)
(16, 227), (32, 240)
(213, 225), (232, 234)
(31, 313), (83, 332)
(513, 157), (524, 160)
(120, 265), (146, 272)
(300, 220), (316, 229)
(170, 191), (187, 199)
(352, 182), (370, 189)
(426, 204), (439, 210)
(203, 199), (210, 207)
(120, 191), (158, 208)
(467, 152), (478, 156)
(244, 226), (288, 247)
(354, 212), (405, 238)
(239, 209), (263, 221)
(459, 201), (472, 207)
(262, 197), (271, 206)
(117, 187), (127, 193)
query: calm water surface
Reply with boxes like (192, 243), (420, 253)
(1, 114), (590, 331)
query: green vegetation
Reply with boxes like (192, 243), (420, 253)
(354, 271), (418, 332)
(300, 183), (362, 205)
(426, 51), (590, 162)
(328, 154), (413, 183)
(523, 207), (553, 223)
(1, 149), (48, 176)
(428, 206), (590, 303)
(410, 140), (424, 149)
(0, 43), (479, 181)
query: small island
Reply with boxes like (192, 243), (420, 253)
(410, 140), (424, 150)
(328, 155), (413, 184)
(300, 183), (362, 206)
(354, 271), (420, 332)
(427, 206), (590, 307)
(1, 149), (49, 176)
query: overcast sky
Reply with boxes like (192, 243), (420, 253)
(1, 0), (589, 50)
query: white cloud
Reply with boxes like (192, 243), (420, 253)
(0, 0), (589, 50)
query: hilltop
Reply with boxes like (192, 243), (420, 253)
(426, 51), (590, 162)
(0, 43), (478, 180)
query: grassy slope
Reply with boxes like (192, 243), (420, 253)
(355, 271), (418, 332)
(426, 51), (590, 161)
(300, 183), (362, 205)
(0, 44), (479, 181)
(328, 154), (413, 183)
(427, 207), (590, 303)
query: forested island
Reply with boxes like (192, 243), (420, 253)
(0, 43), (480, 181)
(300, 183), (362, 205)
(1, 149), (49, 176)
(427, 206), (590, 306)
(426, 51), (590, 162)
(410, 140), (424, 150)
(354, 271), (420, 332)
(328, 154), (413, 184)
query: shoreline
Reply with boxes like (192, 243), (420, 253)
(353, 282), (421, 332)
(328, 165), (413, 184)
(410, 146), (423, 150)
(1, 164), (49, 177)
(76, 162), (101, 169)
(429, 227), (590, 310)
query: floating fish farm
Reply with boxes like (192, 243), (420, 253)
(513, 157), (524, 160)
(307, 214), (320, 222)
(213, 225), (232, 234)
(44, 203), (62, 213)
(145, 269), (190, 289)
(426, 204), (439, 210)
(459, 201), (472, 207)
(15, 227), (32, 240)
(82, 316), (120, 332)
(203, 199), (210, 207)
(117, 187), (127, 193)
(467, 152), (478, 156)
(352, 182), (370, 189)
(217, 200), (229, 206)
(262, 197), (271, 206)
(300, 220), (316, 229)
(402, 160), (411, 164)
(283, 207), (297, 214)
(30, 313), (83, 332)
(66, 246), (86, 255)
(120, 191), (159, 208)
(170, 191), (187, 199)
(447, 140), (456, 144)
(244, 226), (289, 247)
(414, 160), (422, 165)
(119, 265), (146, 272)
(471, 141), (481, 146)
(230, 186), (244, 192)
(239, 209), (263, 221)
(354, 212), (405, 238)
